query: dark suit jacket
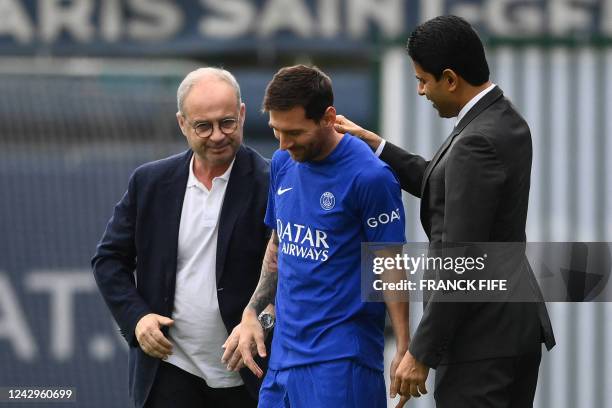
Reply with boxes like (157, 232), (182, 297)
(380, 86), (555, 368)
(92, 145), (270, 408)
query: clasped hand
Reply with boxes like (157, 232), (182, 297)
(390, 349), (430, 407)
(135, 313), (174, 359)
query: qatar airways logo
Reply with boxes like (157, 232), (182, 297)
(367, 208), (401, 228)
(276, 219), (329, 262)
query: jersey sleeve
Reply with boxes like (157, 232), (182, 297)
(355, 165), (406, 243)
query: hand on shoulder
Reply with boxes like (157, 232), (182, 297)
(334, 114), (382, 151)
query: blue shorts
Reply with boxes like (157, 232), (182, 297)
(258, 359), (386, 408)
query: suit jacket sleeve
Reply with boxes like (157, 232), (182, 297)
(379, 141), (429, 198)
(409, 133), (507, 368)
(91, 171), (152, 347)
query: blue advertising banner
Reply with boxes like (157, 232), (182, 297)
(1, 0), (611, 56)
(0, 151), (141, 407)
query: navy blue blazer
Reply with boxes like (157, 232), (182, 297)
(92, 145), (270, 408)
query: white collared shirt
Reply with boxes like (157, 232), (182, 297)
(455, 83), (496, 126)
(166, 154), (243, 388)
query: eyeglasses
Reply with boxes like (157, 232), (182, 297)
(185, 116), (239, 138)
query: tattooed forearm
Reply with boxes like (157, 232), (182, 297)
(248, 231), (279, 314)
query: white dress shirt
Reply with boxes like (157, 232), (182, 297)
(165, 155), (243, 388)
(455, 82), (496, 126)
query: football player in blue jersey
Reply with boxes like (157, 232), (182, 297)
(223, 65), (413, 408)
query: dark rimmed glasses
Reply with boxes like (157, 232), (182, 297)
(185, 116), (239, 138)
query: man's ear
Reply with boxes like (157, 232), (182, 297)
(239, 102), (246, 126)
(442, 69), (459, 92)
(176, 111), (188, 137)
(321, 106), (337, 128)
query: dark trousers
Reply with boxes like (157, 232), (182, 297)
(144, 362), (257, 408)
(434, 351), (542, 408)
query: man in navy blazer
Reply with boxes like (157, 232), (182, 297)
(92, 68), (270, 408)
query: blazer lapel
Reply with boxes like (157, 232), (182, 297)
(420, 127), (459, 198)
(419, 86), (504, 198)
(216, 146), (254, 285)
(160, 150), (192, 294)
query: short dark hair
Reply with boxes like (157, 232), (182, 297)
(407, 15), (489, 86)
(262, 65), (333, 122)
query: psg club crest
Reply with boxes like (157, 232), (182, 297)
(320, 192), (335, 211)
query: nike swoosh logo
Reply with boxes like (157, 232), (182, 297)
(277, 187), (293, 195)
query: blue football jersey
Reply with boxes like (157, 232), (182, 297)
(264, 134), (406, 371)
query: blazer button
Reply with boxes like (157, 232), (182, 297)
(163, 296), (168, 303)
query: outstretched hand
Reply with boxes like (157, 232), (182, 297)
(334, 115), (383, 151)
(221, 324), (246, 371)
(223, 311), (266, 378)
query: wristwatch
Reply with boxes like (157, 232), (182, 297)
(258, 311), (275, 332)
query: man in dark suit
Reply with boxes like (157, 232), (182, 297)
(92, 68), (270, 408)
(334, 15), (555, 408)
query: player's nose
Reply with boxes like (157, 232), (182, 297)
(279, 134), (293, 150)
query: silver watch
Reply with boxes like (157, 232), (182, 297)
(258, 311), (275, 332)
